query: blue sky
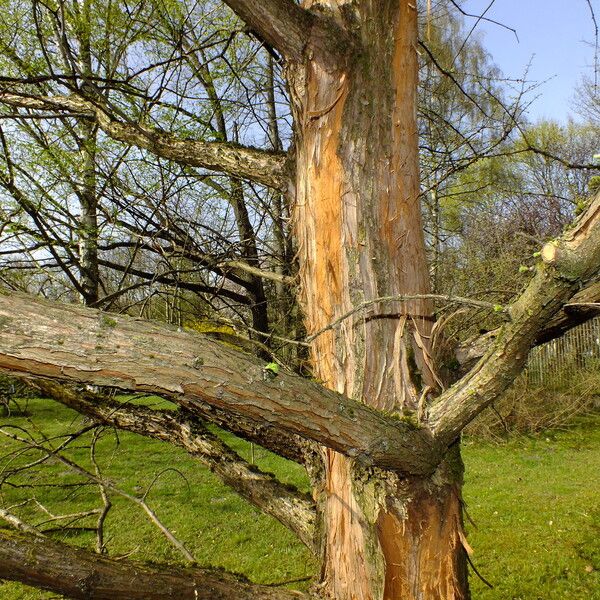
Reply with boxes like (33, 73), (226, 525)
(460, 0), (598, 123)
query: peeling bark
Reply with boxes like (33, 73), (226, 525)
(287, 2), (466, 598)
(377, 478), (469, 600)
(1, 1), (599, 598)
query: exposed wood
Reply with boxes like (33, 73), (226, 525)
(377, 481), (468, 600)
(287, 2), (467, 598)
(429, 192), (600, 446)
(0, 93), (289, 190)
(35, 380), (317, 552)
(0, 290), (439, 475)
(0, 529), (305, 600)
(3, 2), (598, 599)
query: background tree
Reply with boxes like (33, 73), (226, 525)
(0, 0), (295, 353)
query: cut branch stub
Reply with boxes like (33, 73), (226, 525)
(0, 290), (440, 475)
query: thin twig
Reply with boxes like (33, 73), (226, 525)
(467, 553), (495, 589)
(90, 428), (112, 554)
(0, 427), (195, 562)
(305, 294), (507, 343)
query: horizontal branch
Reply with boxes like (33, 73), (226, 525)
(0, 290), (439, 475)
(454, 280), (600, 372)
(429, 192), (600, 445)
(0, 93), (289, 190)
(35, 380), (317, 553)
(0, 529), (305, 600)
(95, 258), (253, 305)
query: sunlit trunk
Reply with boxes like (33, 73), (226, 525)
(289, 1), (469, 597)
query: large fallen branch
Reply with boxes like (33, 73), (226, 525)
(35, 380), (317, 552)
(0, 290), (439, 475)
(0, 529), (305, 600)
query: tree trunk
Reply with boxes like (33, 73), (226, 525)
(77, 120), (100, 306)
(74, 0), (100, 307)
(288, 2), (469, 598)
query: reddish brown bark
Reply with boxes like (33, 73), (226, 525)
(288, 2), (467, 598)
(1, 1), (599, 598)
(377, 482), (469, 600)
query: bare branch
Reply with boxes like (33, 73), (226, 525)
(0, 92), (290, 189)
(217, 260), (295, 285)
(0, 507), (44, 537)
(0, 290), (439, 475)
(305, 293), (508, 343)
(0, 425), (195, 562)
(429, 192), (600, 445)
(35, 380), (317, 552)
(454, 280), (600, 371)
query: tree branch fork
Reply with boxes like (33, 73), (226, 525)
(1, 194), (598, 471)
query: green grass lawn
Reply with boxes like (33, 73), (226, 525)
(0, 397), (598, 599)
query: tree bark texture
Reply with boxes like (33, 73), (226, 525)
(0, 290), (439, 475)
(0, 529), (304, 600)
(77, 120), (101, 306)
(1, 1), (599, 599)
(287, 2), (467, 598)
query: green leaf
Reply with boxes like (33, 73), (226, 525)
(263, 362), (279, 375)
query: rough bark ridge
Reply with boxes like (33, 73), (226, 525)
(288, 2), (466, 598)
(0, 290), (439, 475)
(0, 529), (304, 600)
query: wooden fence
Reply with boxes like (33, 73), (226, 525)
(526, 317), (600, 386)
